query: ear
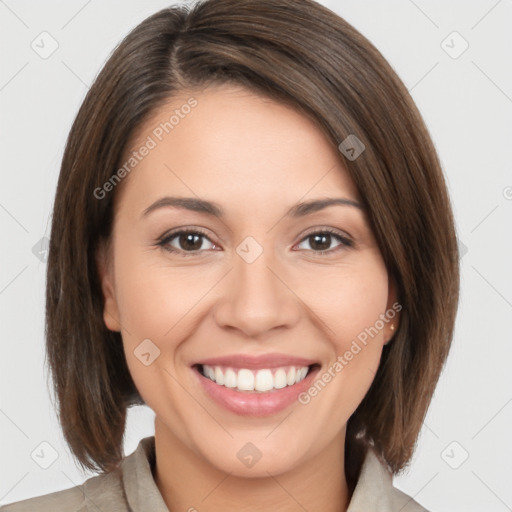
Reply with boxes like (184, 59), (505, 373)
(95, 239), (121, 332)
(384, 275), (401, 345)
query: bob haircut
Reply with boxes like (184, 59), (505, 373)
(46, 0), (459, 480)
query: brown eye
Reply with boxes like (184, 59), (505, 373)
(308, 233), (333, 251)
(177, 233), (204, 251)
(158, 230), (217, 256)
(296, 229), (353, 254)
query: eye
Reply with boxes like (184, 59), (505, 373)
(295, 229), (353, 254)
(157, 229), (218, 256)
(157, 227), (353, 257)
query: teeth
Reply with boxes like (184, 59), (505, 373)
(205, 365), (215, 380)
(237, 369), (255, 391)
(214, 366), (224, 386)
(274, 369), (287, 389)
(224, 369), (237, 388)
(201, 364), (310, 392)
(255, 369), (273, 392)
(286, 367), (296, 386)
(296, 367), (308, 383)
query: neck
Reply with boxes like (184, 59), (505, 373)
(153, 417), (350, 512)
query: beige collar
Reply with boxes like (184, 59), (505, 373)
(122, 436), (427, 511)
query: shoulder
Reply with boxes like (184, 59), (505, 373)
(0, 485), (86, 512)
(387, 484), (430, 512)
(348, 448), (431, 512)
(0, 436), (159, 512)
(0, 469), (125, 512)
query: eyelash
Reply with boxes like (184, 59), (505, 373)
(156, 227), (354, 257)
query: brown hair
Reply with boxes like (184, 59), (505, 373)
(46, 0), (459, 479)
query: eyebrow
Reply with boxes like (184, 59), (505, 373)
(141, 196), (362, 219)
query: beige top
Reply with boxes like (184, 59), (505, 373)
(1, 436), (429, 511)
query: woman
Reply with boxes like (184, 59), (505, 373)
(1, 0), (459, 510)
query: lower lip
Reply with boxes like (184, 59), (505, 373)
(193, 366), (319, 417)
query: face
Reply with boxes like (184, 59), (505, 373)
(98, 85), (398, 478)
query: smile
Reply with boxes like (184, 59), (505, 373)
(191, 354), (320, 416)
(199, 364), (310, 392)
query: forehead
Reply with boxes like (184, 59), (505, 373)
(117, 84), (360, 213)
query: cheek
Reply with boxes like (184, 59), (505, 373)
(295, 256), (389, 411)
(298, 255), (390, 349)
(111, 242), (227, 403)
(291, 270), (389, 438)
(111, 246), (208, 431)
(332, 274), (389, 349)
(113, 245), (214, 342)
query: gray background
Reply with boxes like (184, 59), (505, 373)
(1, 0), (511, 510)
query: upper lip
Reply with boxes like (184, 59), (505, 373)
(194, 353), (318, 369)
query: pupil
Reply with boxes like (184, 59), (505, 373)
(176, 233), (333, 252)
(311, 234), (330, 251)
(180, 233), (202, 251)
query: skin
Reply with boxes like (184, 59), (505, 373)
(97, 85), (399, 512)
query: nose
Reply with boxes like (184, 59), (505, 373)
(213, 245), (301, 338)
